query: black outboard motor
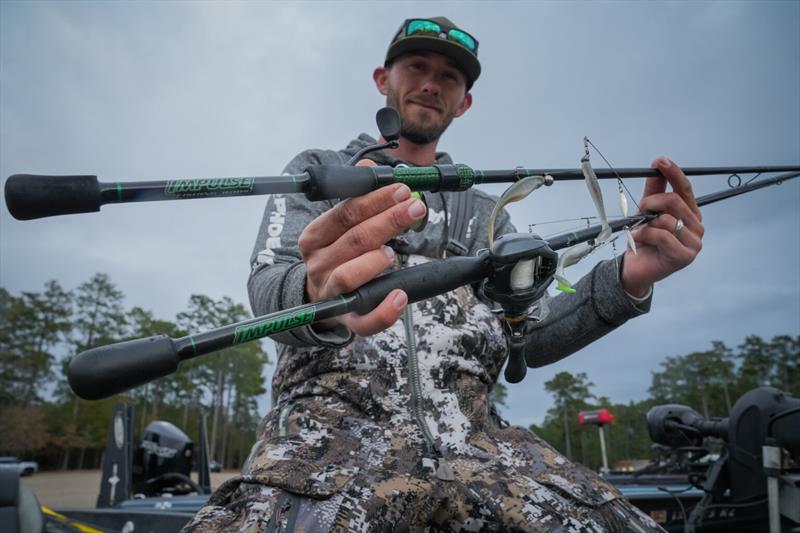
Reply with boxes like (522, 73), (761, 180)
(132, 421), (198, 496)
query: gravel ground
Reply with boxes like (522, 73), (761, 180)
(22, 469), (238, 509)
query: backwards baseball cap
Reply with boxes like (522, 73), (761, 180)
(385, 17), (481, 89)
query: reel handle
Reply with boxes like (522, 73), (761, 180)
(504, 337), (528, 383)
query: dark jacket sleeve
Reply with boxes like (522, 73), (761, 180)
(524, 255), (651, 367)
(247, 150), (354, 348)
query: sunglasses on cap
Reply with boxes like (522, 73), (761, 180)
(400, 18), (479, 54)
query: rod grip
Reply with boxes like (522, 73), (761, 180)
(304, 165), (376, 200)
(68, 335), (179, 400)
(352, 256), (489, 315)
(5, 174), (101, 220)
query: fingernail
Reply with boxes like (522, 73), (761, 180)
(659, 157), (672, 169)
(393, 291), (407, 309)
(382, 245), (395, 260)
(393, 184), (411, 202)
(408, 199), (426, 219)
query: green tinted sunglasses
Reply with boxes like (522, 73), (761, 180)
(403, 19), (479, 54)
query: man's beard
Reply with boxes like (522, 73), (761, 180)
(387, 89), (457, 145)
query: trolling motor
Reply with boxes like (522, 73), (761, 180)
(646, 387), (800, 532)
(646, 405), (728, 448)
(647, 387), (800, 499)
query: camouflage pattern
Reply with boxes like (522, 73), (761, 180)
(185, 254), (662, 532)
(183, 137), (662, 531)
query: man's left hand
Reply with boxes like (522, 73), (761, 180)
(621, 156), (705, 298)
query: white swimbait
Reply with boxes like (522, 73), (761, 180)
(488, 173), (553, 251)
(554, 139), (613, 292)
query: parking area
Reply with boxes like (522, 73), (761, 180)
(22, 470), (238, 509)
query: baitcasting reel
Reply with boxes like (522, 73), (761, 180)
(483, 233), (558, 383)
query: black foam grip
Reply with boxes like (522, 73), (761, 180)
(352, 256), (488, 315)
(5, 174), (101, 220)
(304, 165), (376, 200)
(68, 335), (179, 400)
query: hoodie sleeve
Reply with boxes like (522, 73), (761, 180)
(247, 150), (354, 348)
(523, 255), (652, 367)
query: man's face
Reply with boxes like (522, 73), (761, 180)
(376, 51), (472, 145)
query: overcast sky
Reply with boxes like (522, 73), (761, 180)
(1, 1), (798, 428)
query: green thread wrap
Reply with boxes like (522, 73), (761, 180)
(393, 167), (441, 189)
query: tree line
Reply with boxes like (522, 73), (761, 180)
(1, 274), (796, 473)
(0, 274), (270, 471)
(531, 335), (798, 470)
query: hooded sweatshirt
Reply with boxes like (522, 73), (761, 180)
(249, 133), (650, 371)
(228, 134), (657, 518)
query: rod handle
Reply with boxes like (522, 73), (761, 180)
(5, 174), (101, 220)
(68, 335), (179, 400)
(304, 165), (377, 201)
(352, 256), (489, 315)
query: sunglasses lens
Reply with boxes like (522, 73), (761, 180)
(448, 29), (476, 51)
(406, 20), (441, 36)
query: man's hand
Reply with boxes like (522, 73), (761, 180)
(298, 160), (427, 336)
(621, 156), (705, 298)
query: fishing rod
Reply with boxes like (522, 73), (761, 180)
(6, 164), (799, 221)
(66, 170), (800, 401)
(5, 108), (799, 220)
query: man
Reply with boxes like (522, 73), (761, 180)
(185, 17), (702, 532)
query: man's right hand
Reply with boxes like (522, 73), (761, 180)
(298, 161), (427, 336)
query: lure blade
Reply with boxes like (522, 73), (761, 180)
(618, 189), (629, 217)
(488, 175), (551, 250)
(625, 229), (638, 255)
(580, 160), (612, 243)
(555, 141), (617, 293)
(554, 241), (592, 292)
